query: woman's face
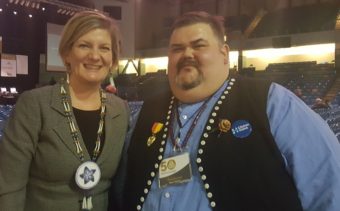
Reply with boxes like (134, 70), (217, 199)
(65, 28), (113, 86)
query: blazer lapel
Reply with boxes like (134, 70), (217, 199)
(50, 83), (91, 161)
(97, 98), (123, 164)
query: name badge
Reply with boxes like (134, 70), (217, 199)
(158, 152), (192, 188)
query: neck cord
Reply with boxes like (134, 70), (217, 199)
(60, 83), (106, 161)
(175, 103), (201, 129)
(169, 97), (211, 151)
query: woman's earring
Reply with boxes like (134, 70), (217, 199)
(66, 72), (70, 84)
(109, 71), (115, 87)
(64, 62), (70, 84)
(105, 69), (117, 94)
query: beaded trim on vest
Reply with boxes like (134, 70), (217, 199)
(135, 78), (236, 210)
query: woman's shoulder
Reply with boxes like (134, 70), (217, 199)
(105, 92), (128, 110)
(105, 92), (125, 103)
(17, 84), (58, 105)
(22, 84), (57, 96)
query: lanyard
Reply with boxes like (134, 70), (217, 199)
(169, 98), (211, 151)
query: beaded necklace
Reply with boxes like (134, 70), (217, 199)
(60, 84), (106, 161)
(60, 82), (106, 210)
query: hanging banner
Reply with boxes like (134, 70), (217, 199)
(1, 54), (17, 77)
(16, 55), (28, 75)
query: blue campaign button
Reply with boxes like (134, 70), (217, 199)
(231, 120), (252, 138)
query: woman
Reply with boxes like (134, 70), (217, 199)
(0, 11), (129, 211)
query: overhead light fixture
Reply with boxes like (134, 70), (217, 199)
(8, 0), (96, 16)
(7, 0), (96, 17)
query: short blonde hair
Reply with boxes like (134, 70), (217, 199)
(59, 11), (120, 68)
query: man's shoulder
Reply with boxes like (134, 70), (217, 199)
(143, 89), (172, 104)
(233, 76), (272, 93)
(235, 75), (272, 86)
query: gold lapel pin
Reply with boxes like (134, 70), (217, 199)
(218, 119), (231, 137)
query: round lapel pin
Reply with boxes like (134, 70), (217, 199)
(231, 120), (252, 138)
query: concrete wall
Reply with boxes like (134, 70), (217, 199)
(94, 0), (135, 59)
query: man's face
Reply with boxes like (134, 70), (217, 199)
(168, 23), (229, 103)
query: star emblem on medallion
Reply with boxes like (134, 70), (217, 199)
(80, 166), (96, 184)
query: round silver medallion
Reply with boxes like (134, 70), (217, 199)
(75, 161), (101, 190)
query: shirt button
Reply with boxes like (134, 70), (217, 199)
(182, 115), (187, 120)
(164, 192), (171, 198)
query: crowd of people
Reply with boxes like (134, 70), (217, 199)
(0, 10), (340, 211)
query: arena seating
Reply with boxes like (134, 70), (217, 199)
(0, 105), (14, 140)
(314, 106), (340, 138)
(248, 62), (336, 106)
(0, 63), (339, 142)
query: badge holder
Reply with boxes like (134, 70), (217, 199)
(158, 152), (192, 188)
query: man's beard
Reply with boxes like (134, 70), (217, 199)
(175, 58), (203, 90)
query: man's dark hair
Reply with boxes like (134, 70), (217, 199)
(171, 11), (226, 44)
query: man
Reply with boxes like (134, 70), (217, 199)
(121, 11), (340, 211)
(311, 97), (331, 109)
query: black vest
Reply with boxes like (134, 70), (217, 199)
(123, 77), (303, 211)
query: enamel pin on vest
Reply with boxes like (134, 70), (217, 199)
(147, 122), (164, 146)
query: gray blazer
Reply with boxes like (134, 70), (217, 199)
(0, 83), (129, 211)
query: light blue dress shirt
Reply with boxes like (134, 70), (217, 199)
(141, 81), (340, 211)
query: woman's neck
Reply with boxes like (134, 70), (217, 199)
(68, 82), (102, 111)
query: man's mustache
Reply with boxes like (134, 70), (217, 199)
(176, 58), (199, 73)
